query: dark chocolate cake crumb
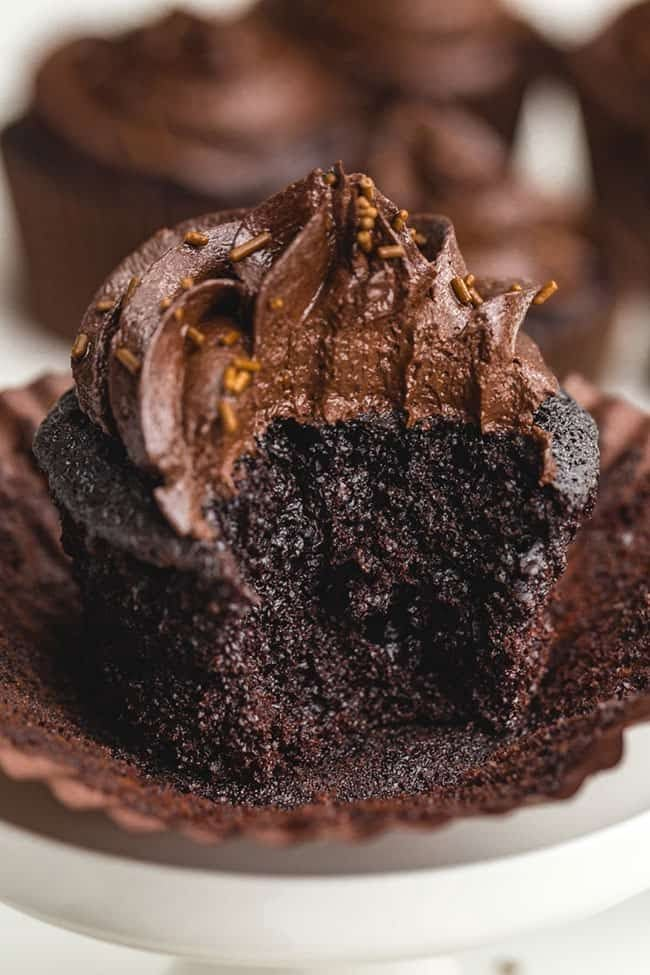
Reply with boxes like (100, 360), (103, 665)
(35, 387), (598, 784)
(0, 375), (646, 842)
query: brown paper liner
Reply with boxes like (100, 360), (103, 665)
(569, 67), (650, 291)
(1, 117), (216, 340)
(0, 373), (648, 845)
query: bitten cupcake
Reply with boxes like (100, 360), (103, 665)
(368, 103), (616, 380)
(261, 0), (543, 142)
(571, 0), (650, 287)
(1, 9), (366, 339)
(34, 166), (599, 791)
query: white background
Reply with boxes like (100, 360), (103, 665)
(0, 0), (649, 971)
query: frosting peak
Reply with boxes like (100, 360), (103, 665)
(73, 167), (557, 539)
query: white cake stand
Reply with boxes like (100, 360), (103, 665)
(1, 725), (650, 975)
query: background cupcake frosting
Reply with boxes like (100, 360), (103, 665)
(0, 1), (649, 972)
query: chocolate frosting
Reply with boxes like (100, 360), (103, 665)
(573, 1), (650, 127)
(32, 10), (365, 199)
(261, 0), (534, 99)
(73, 166), (557, 539)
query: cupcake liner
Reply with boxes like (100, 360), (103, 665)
(1, 117), (216, 340)
(573, 89), (650, 291)
(0, 373), (648, 845)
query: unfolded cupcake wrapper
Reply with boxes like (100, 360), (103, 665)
(0, 373), (648, 845)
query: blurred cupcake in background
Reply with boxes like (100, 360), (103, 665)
(1, 8), (367, 338)
(367, 103), (616, 380)
(571, 0), (650, 291)
(261, 0), (546, 143)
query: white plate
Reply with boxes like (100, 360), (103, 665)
(1, 724), (650, 970)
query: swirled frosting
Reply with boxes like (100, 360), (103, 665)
(32, 9), (365, 199)
(72, 166), (557, 540)
(261, 0), (534, 100)
(573, 1), (650, 126)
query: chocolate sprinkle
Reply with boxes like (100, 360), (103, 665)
(114, 347), (141, 376)
(356, 230), (373, 253)
(451, 275), (473, 305)
(184, 230), (209, 248)
(185, 326), (205, 348)
(218, 397), (238, 433)
(469, 285), (484, 306)
(533, 280), (559, 305)
(230, 370), (252, 394)
(392, 209), (409, 232)
(220, 329), (241, 347)
(359, 175), (374, 199)
(228, 231), (272, 263)
(232, 357), (261, 373)
(377, 244), (405, 260)
(70, 333), (89, 362)
(124, 275), (140, 301)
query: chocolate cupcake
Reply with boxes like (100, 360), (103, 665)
(367, 103), (616, 380)
(33, 166), (599, 789)
(1, 9), (366, 339)
(571, 1), (650, 288)
(261, 0), (542, 142)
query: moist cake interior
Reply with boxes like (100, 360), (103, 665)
(40, 388), (597, 787)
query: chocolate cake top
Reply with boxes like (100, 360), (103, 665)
(261, 0), (533, 99)
(72, 166), (558, 539)
(573, 1), (650, 126)
(32, 10), (364, 198)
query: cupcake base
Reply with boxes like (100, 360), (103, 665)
(34, 389), (598, 789)
(0, 374), (648, 843)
